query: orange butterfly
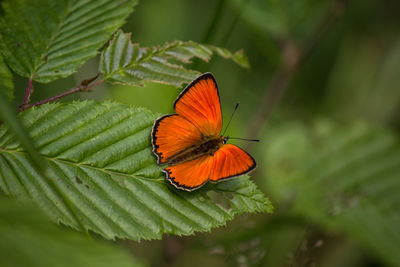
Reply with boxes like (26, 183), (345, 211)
(151, 73), (256, 191)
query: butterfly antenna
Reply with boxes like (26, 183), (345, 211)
(223, 102), (239, 136)
(228, 137), (260, 142)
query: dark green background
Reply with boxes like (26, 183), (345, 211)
(12, 0), (400, 266)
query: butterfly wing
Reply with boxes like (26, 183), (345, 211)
(174, 73), (222, 136)
(209, 144), (256, 182)
(152, 73), (223, 164)
(164, 155), (214, 191)
(164, 144), (256, 191)
(152, 114), (202, 164)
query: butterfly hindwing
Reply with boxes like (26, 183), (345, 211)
(209, 144), (256, 182)
(164, 144), (256, 191)
(164, 155), (214, 191)
(174, 73), (222, 137)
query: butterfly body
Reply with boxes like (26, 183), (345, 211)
(152, 73), (256, 191)
(167, 136), (226, 166)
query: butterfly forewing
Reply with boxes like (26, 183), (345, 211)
(152, 114), (202, 164)
(174, 73), (222, 137)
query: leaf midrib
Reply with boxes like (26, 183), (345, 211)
(105, 41), (190, 78)
(1, 148), (164, 182)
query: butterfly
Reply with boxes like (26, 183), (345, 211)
(151, 73), (256, 191)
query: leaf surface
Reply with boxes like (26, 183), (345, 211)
(0, 53), (13, 100)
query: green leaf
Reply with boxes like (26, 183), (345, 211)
(0, 0), (138, 83)
(0, 101), (272, 241)
(0, 53), (13, 100)
(0, 194), (143, 267)
(100, 30), (249, 87)
(263, 120), (400, 266)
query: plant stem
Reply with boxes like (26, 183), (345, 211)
(192, 0), (227, 72)
(220, 0), (251, 46)
(245, 0), (349, 141)
(19, 79), (34, 110)
(19, 78), (104, 112)
(246, 40), (298, 140)
(201, 0), (226, 44)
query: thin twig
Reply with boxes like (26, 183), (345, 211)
(19, 75), (103, 112)
(19, 79), (34, 111)
(202, 0), (227, 44)
(245, 39), (298, 140)
(192, 0), (227, 71)
(220, 0), (251, 46)
(245, 0), (349, 141)
(298, 0), (348, 63)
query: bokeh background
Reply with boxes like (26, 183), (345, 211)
(13, 0), (400, 266)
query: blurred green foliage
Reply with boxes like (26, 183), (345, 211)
(0, 194), (142, 267)
(2, 0), (400, 266)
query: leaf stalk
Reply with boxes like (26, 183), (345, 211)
(18, 75), (104, 112)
